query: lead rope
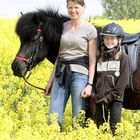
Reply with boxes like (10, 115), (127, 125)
(102, 103), (107, 122)
(23, 71), (46, 92)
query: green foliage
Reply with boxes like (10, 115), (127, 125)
(101, 0), (140, 19)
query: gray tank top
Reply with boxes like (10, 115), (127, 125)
(59, 21), (97, 75)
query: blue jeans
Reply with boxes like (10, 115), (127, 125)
(48, 72), (88, 126)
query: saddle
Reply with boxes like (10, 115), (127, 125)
(122, 32), (140, 90)
(123, 33), (140, 44)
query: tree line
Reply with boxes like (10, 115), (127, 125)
(101, 0), (140, 19)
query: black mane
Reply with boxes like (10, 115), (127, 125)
(16, 9), (69, 40)
(16, 9), (70, 62)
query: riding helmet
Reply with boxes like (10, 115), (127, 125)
(100, 23), (124, 38)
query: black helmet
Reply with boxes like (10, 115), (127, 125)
(100, 23), (124, 38)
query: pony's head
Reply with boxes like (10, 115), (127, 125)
(12, 9), (69, 77)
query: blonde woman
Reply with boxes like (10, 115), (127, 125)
(45, 0), (97, 130)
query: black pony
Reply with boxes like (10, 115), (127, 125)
(12, 9), (69, 77)
(12, 9), (140, 113)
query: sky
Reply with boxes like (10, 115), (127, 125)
(0, 0), (103, 18)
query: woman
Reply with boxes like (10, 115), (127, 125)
(93, 23), (130, 135)
(45, 0), (97, 130)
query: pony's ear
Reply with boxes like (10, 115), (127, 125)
(20, 12), (24, 16)
(32, 14), (40, 26)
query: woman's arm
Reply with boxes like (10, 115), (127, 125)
(45, 57), (58, 95)
(81, 38), (97, 98)
(88, 38), (97, 85)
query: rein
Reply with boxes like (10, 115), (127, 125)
(23, 74), (46, 92)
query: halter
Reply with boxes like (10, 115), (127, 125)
(16, 27), (44, 70)
(15, 56), (29, 63)
(15, 27), (46, 92)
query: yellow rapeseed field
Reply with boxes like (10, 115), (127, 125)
(0, 17), (140, 140)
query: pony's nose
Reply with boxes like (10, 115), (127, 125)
(11, 60), (27, 77)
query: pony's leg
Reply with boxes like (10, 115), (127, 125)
(85, 97), (96, 122)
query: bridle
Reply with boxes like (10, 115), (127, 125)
(15, 27), (46, 92)
(16, 28), (44, 70)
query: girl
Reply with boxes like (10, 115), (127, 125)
(93, 23), (130, 135)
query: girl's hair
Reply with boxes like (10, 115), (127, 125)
(66, 0), (85, 6)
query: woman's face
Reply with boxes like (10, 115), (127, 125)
(67, 1), (85, 20)
(103, 36), (121, 49)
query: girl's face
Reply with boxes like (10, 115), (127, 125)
(103, 36), (121, 49)
(67, 1), (85, 20)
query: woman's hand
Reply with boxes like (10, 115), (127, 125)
(81, 85), (92, 98)
(44, 82), (52, 96)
